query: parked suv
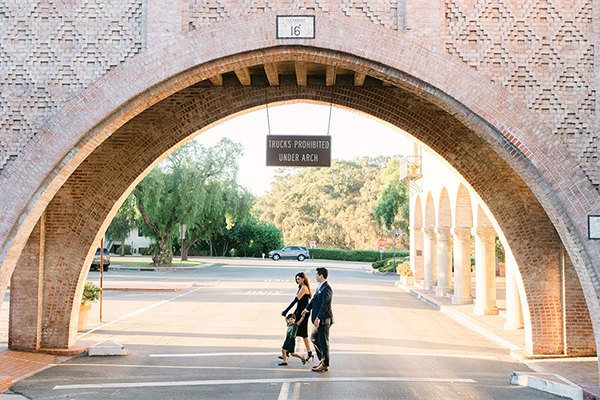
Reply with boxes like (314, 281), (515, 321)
(91, 248), (110, 271)
(268, 246), (310, 261)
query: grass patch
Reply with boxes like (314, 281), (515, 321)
(111, 260), (203, 268)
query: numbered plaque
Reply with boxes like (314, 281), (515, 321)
(276, 15), (315, 39)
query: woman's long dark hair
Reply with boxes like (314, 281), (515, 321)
(296, 272), (312, 298)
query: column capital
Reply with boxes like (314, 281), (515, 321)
(452, 227), (471, 242)
(422, 227), (436, 239)
(473, 228), (496, 244)
(435, 227), (451, 240)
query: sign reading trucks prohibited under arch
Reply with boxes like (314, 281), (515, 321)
(266, 135), (331, 167)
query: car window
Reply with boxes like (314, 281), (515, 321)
(95, 249), (109, 255)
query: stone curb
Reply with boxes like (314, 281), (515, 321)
(510, 372), (583, 400)
(395, 281), (592, 400)
(109, 263), (213, 271)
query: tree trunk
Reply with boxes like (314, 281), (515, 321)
(222, 241), (229, 257)
(153, 238), (173, 267)
(120, 236), (126, 256)
(181, 239), (190, 261)
(209, 239), (213, 257)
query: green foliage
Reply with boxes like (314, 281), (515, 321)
(255, 157), (409, 251)
(215, 215), (283, 257)
(106, 194), (138, 256)
(495, 237), (505, 263)
(114, 244), (132, 255)
(81, 281), (100, 306)
(311, 248), (409, 262)
(134, 138), (252, 266)
(372, 156), (409, 247)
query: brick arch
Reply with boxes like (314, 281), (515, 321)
(454, 184), (473, 229)
(438, 188), (452, 229)
(0, 12), (597, 355)
(424, 192), (436, 229)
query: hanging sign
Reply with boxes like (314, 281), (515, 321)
(276, 15), (315, 39)
(266, 135), (331, 167)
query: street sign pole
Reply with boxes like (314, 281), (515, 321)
(100, 237), (103, 322)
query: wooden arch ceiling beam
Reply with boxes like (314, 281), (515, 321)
(204, 61), (386, 87)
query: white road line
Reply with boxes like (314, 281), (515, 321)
(53, 376), (476, 390)
(291, 382), (301, 400)
(77, 281), (219, 339)
(149, 351), (497, 360)
(277, 381), (290, 400)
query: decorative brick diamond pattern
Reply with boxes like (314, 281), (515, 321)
(445, 0), (598, 187)
(187, 0), (398, 31)
(0, 0), (144, 171)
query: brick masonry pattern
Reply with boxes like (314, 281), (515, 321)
(0, 0), (598, 189)
(0, 0), (144, 170)
(445, 0), (598, 187)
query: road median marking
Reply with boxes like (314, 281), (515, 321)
(149, 350), (497, 360)
(53, 376), (477, 390)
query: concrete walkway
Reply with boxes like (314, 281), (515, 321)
(396, 279), (600, 400)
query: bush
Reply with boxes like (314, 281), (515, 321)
(312, 248), (409, 263)
(81, 281), (100, 306)
(114, 244), (132, 255)
(372, 258), (392, 269)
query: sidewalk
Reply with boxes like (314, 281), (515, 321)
(397, 280), (600, 400)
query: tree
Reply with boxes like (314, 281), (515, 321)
(134, 138), (251, 266)
(373, 156), (409, 246)
(106, 194), (137, 256)
(254, 157), (390, 249)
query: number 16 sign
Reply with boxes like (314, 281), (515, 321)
(276, 16), (315, 39)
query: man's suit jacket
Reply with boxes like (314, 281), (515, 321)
(305, 280), (334, 326)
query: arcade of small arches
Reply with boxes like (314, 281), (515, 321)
(408, 157), (525, 331)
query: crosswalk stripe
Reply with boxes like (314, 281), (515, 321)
(53, 376), (477, 390)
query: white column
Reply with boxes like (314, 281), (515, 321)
(473, 228), (499, 315)
(409, 226), (418, 277)
(451, 227), (473, 304)
(504, 251), (524, 330)
(422, 227), (437, 290)
(434, 228), (452, 296)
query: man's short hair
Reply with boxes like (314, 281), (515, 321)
(316, 267), (328, 279)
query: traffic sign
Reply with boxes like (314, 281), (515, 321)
(309, 241), (316, 249)
(377, 238), (386, 247)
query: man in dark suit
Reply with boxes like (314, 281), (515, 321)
(302, 267), (333, 372)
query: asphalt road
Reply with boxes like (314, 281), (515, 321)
(7, 258), (560, 399)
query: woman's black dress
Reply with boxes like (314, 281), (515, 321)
(294, 293), (311, 338)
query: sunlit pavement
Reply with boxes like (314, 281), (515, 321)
(3, 258), (562, 399)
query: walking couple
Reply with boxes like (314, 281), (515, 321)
(279, 267), (333, 372)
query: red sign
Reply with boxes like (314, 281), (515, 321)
(377, 238), (386, 247)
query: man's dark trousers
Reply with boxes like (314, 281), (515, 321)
(311, 322), (331, 367)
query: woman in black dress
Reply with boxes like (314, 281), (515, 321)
(281, 272), (313, 360)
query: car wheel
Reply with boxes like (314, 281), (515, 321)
(103, 264), (109, 272)
(272, 254), (280, 261)
(297, 255), (305, 261)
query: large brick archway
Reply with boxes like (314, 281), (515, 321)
(1, 13), (599, 357)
